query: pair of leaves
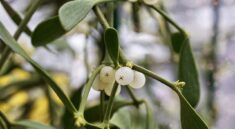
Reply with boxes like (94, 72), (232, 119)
(0, 22), (77, 113)
(32, 0), (115, 47)
(171, 32), (200, 108)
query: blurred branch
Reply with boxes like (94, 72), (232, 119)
(126, 86), (140, 108)
(0, 0), (42, 73)
(93, 6), (110, 29)
(146, 4), (186, 35)
(0, 0), (32, 36)
(0, 111), (11, 129)
(205, 0), (220, 124)
(0, 58), (20, 76)
(132, 3), (141, 32)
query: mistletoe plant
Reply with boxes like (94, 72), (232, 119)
(0, 0), (209, 129)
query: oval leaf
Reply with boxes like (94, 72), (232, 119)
(59, 0), (96, 30)
(59, 0), (114, 30)
(104, 28), (120, 65)
(110, 106), (155, 129)
(14, 120), (55, 129)
(32, 16), (66, 47)
(171, 32), (185, 53)
(178, 34), (200, 107)
(179, 93), (209, 129)
(0, 22), (76, 113)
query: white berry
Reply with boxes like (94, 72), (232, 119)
(92, 74), (106, 91)
(115, 67), (134, 85)
(100, 66), (115, 83)
(105, 85), (121, 96)
(130, 71), (146, 89)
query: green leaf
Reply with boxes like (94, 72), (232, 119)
(104, 28), (120, 65)
(171, 32), (185, 53)
(32, 0), (115, 46)
(179, 93), (209, 129)
(0, 0), (32, 36)
(84, 100), (136, 122)
(110, 105), (155, 129)
(178, 34), (200, 107)
(32, 16), (66, 47)
(0, 22), (77, 113)
(59, 0), (95, 30)
(14, 120), (55, 129)
(59, 0), (114, 30)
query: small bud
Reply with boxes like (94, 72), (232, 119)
(115, 67), (134, 85)
(75, 119), (81, 127)
(105, 85), (121, 96)
(126, 61), (134, 68)
(100, 66), (115, 83)
(175, 80), (186, 89)
(129, 71), (146, 89)
(74, 115), (86, 128)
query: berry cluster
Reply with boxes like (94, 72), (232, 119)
(92, 66), (146, 96)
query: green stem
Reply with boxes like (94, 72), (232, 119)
(100, 91), (105, 120)
(143, 100), (151, 129)
(45, 87), (56, 125)
(132, 63), (178, 92)
(0, 0), (41, 71)
(103, 82), (118, 125)
(84, 36), (90, 75)
(126, 86), (140, 108)
(147, 4), (186, 35)
(106, 2), (114, 27)
(93, 6), (110, 29)
(0, 47), (11, 71)
(78, 65), (104, 114)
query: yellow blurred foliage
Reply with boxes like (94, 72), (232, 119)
(0, 69), (30, 87)
(29, 96), (49, 123)
(8, 91), (28, 107)
(0, 91), (29, 121)
(0, 69), (70, 123)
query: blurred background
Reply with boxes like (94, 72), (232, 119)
(0, 0), (235, 129)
